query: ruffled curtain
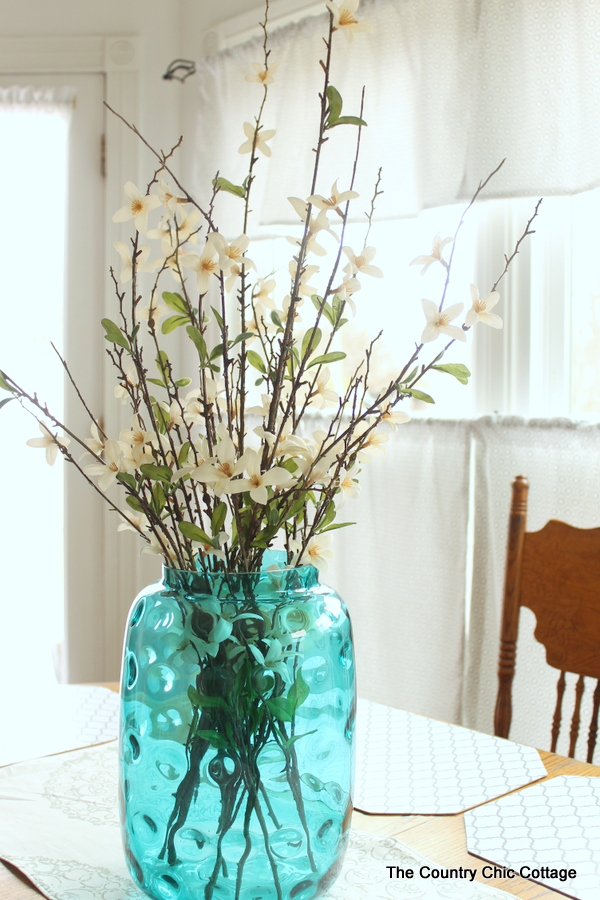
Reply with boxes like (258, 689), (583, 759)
(0, 85), (76, 119)
(193, 0), (600, 235)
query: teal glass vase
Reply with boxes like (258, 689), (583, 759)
(119, 559), (355, 900)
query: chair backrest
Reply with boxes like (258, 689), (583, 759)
(494, 475), (600, 762)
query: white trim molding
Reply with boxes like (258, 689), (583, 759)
(0, 34), (141, 682)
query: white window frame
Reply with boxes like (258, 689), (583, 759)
(0, 35), (143, 681)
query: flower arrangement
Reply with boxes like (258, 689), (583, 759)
(0, 2), (538, 579)
(0, 3), (541, 896)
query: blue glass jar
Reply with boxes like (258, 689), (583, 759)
(119, 562), (355, 900)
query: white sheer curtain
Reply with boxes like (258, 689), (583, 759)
(327, 418), (471, 724)
(0, 85), (75, 688)
(194, 0), (600, 234)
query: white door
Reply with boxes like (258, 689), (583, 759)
(0, 73), (105, 686)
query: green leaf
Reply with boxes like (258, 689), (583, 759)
(0, 396), (14, 410)
(283, 729), (317, 749)
(399, 366), (418, 387)
(162, 314), (190, 335)
(156, 350), (170, 379)
(311, 294), (327, 313)
(213, 176), (246, 199)
(101, 318), (130, 350)
(409, 389), (435, 404)
(162, 291), (188, 315)
(247, 350), (267, 374)
(431, 363), (471, 385)
(287, 669), (310, 711)
(194, 729), (229, 748)
(329, 115), (367, 128)
(270, 310), (283, 328)
(186, 325), (207, 361)
(175, 377), (191, 387)
(301, 327), (322, 360)
(126, 495), (143, 512)
(151, 482), (166, 514)
(117, 472), (137, 490)
(319, 521), (356, 533)
(211, 502), (227, 536)
(178, 442), (191, 466)
(179, 521), (212, 544)
(188, 686), (230, 712)
(211, 306), (224, 331)
(140, 463), (172, 483)
(307, 351), (346, 368)
(265, 696), (294, 722)
(325, 85), (343, 126)
(0, 371), (13, 392)
(229, 332), (254, 348)
(209, 343), (224, 361)
(147, 377), (166, 387)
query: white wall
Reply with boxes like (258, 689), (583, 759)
(0, 0), (268, 194)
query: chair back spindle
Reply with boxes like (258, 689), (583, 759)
(495, 476), (600, 763)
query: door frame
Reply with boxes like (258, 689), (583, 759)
(0, 35), (142, 681)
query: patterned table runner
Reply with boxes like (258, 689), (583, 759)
(0, 685), (119, 767)
(0, 742), (517, 900)
(355, 699), (547, 814)
(465, 775), (600, 900)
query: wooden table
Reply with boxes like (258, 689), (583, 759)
(2, 686), (598, 900)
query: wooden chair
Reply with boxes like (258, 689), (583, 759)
(494, 475), (600, 762)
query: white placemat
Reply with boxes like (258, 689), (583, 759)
(0, 684), (119, 767)
(355, 699), (547, 814)
(464, 775), (600, 900)
(0, 741), (517, 900)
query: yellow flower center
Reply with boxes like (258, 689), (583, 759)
(339, 10), (358, 25)
(201, 259), (218, 274)
(131, 199), (144, 214)
(218, 462), (233, 477)
(249, 474), (261, 488)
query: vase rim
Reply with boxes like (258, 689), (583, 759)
(161, 562), (321, 594)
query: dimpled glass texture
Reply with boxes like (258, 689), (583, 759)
(119, 561), (355, 900)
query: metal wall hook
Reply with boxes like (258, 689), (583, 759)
(162, 59), (197, 82)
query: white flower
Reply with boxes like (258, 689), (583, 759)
(137, 296), (170, 326)
(112, 181), (161, 234)
(309, 366), (338, 409)
(84, 439), (131, 491)
(253, 278), (276, 309)
(181, 236), (221, 294)
(118, 510), (150, 534)
(27, 423), (69, 466)
(325, 0), (373, 42)
(379, 406), (411, 431)
(119, 417), (156, 465)
(192, 531), (229, 564)
(114, 363), (139, 404)
(229, 448), (295, 505)
(191, 425), (245, 496)
(299, 533), (334, 572)
(113, 242), (160, 283)
(245, 61), (280, 85)
(287, 197), (337, 256)
(210, 232), (256, 273)
(421, 298), (466, 343)
(308, 180), (359, 216)
(330, 275), (361, 315)
(84, 423), (104, 456)
(465, 284), (503, 329)
(289, 261), (320, 298)
(410, 234), (453, 275)
(238, 122), (276, 157)
(157, 172), (187, 212)
(342, 245), (383, 278)
(335, 463), (360, 507)
(354, 422), (389, 461)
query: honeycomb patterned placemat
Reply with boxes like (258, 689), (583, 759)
(0, 741), (518, 900)
(0, 684), (119, 767)
(464, 775), (600, 900)
(355, 699), (547, 815)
